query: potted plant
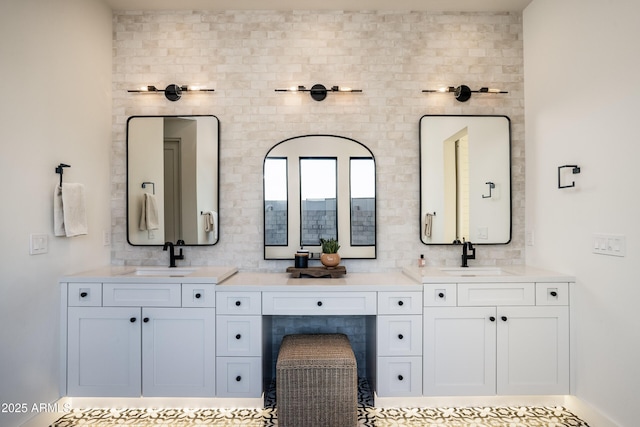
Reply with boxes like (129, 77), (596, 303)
(320, 238), (341, 268)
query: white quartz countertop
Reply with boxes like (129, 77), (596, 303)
(217, 271), (421, 292)
(59, 265), (238, 284)
(403, 265), (575, 283)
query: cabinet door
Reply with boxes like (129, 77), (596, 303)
(142, 308), (216, 397)
(423, 307), (496, 396)
(67, 307), (141, 397)
(497, 306), (569, 395)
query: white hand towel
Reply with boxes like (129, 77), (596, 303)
(139, 193), (159, 231)
(53, 183), (88, 237)
(424, 212), (433, 238)
(203, 211), (218, 239)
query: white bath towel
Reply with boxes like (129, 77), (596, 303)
(139, 193), (159, 231)
(203, 210), (218, 239)
(54, 183), (88, 237)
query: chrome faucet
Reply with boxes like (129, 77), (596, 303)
(163, 241), (185, 268)
(461, 239), (475, 267)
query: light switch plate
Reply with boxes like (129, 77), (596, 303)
(30, 233), (48, 255)
(592, 233), (625, 257)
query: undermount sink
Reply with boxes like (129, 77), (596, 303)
(439, 267), (509, 277)
(123, 267), (198, 277)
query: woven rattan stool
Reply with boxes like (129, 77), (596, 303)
(276, 333), (357, 427)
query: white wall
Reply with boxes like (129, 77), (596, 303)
(0, 0), (112, 425)
(524, 1), (640, 426)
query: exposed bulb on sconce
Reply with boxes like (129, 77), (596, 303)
(275, 84), (362, 101)
(423, 85), (508, 102)
(128, 84), (215, 101)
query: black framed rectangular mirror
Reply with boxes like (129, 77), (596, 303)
(420, 115), (511, 245)
(127, 115), (220, 246)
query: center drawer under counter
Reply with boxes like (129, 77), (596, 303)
(102, 283), (182, 307)
(457, 282), (535, 306)
(262, 291), (376, 315)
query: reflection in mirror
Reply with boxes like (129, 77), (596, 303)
(264, 135), (376, 259)
(350, 158), (375, 245)
(420, 115), (511, 244)
(300, 158), (337, 246)
(264, 158), (287, 246)
(127, 115), (219, 246)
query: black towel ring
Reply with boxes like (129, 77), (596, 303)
(55, 163), (70, 188)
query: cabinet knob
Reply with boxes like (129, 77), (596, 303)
(80, 292), (88, 298)
(143, 317), (149, 323)
(550, 291), (558, 297)
(130, 317), (136, 323)
(235, 334), (242, 340)
(438, 292), (445, 298)
(489, 316), (496, 322)
(397, 375), (404, 381)
(235, 376), (242, 382)
(317, 301), (323, 307)
(398, 334), (404, 340)
(235, 300), (241, 306)
(195, 293), (202, 299)
(501, 316), (508, 322)
(398, 300), (404, 306)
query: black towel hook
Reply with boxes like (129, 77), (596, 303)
(55, 163), (70, 187)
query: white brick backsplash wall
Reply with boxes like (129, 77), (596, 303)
(112, 10), (524, 272)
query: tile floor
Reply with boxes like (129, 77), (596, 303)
(51, 380), (590, 426)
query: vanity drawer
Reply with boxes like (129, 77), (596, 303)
(458, 283), (535, 306)
(216, 315), (262, 357)
(377, 315), (422, 356)
(102, 283), (181, 307)
(182, 284), (215, 308)
(536, 282), (569, 306)
(424, 284), (457, 307)
(262, 291), (376, 315)
(68, 283), (102, 306)
(216, 292), (262, 315)
(378, 292), (423, 315)
(216, 357), (262, 398)
(376, 356), (422, 397)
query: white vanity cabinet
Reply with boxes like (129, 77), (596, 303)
(215, 291), (263, 398)
(423, 282), (569, 396)
(65, 282), (216, 397)
(376, 292), (423, 397)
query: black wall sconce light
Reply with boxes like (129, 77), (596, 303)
(128, 84), (215, 101)
(422, 85), (508, 102)
(275, 84), (362, 101)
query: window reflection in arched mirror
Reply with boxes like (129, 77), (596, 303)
(264, 135), (376, 260)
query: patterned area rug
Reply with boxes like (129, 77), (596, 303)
(51, 380), (590, 426)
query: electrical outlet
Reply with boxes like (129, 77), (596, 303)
(593, 233), (625, 257)
(103, 230), (111, 246)
(30, 234), (48, 255)
(526, 230), (535, 246)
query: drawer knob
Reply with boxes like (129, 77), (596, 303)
(398, 334), (404, 340)
(397, 300), (404, 306)
(195, 293), (202, 299)
(235, 376), (242, 382)
(501, 316), (508, 322)
(438, 292), (445, 298)
(143, 317), (149, 323)
(550, 291), (558, 297)
(130, 317), (136, 323)
(397, 375), (404, 381)
(235, 300), (241, 306)
(235, 334), (242, 340)
(489, 316), (496, 322)
(80, 292), (88, 298)
(317, 301), (323, 307)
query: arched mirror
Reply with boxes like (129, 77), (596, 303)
(264, 135), (376, 259)
(420, 115), (511, 244)
(126, 115), (220, 246)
